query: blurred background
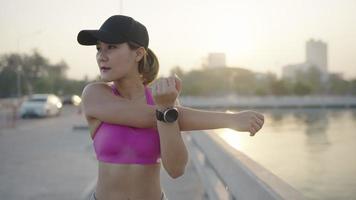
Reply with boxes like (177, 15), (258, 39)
(0, 0), (356, 200)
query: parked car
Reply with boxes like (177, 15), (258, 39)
(61, 95), (81, 106)
(19, 94), (63, 118)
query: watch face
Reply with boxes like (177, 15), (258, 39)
(164, 108), (179, 123)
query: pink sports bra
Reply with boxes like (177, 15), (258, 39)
(92, 84), (161, 164)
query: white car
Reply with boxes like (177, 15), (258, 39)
(20, 94), (63, 118)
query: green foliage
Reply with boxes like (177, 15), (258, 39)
(328, 73), (350, 95)
(0, 51), (88, 98)
(293, 82), (312, 95)
(170, 66), (356, 96)
(350, 79), (356, 95)
(169, 65), (185, 78)
(2, 52), (355, 98)
(179, 67), (253, 96)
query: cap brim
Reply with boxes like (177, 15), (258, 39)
(77, 30), (127, 45)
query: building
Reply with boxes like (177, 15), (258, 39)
(306, 39), (328, 74)
(282, 62), (312, 81)
(282, 39), (329, 82)
(205, 53), (226, 68)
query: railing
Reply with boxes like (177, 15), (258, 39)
(180, 95), (356, 108)
(184, 131), (305, 200)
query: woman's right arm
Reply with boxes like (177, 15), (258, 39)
(81, 82), (264, 136)
(81, 82), (156, 128)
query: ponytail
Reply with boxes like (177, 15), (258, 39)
(128, 42), (159, 85)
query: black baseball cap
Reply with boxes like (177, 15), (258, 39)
(77, 15), (149, 49)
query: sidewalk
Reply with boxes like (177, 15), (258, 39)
(0, 108), (96, 200)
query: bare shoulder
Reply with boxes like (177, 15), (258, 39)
(81, 82), (117, 105)
(81, 82), (112, 98)
(81, 82), (114, 118)
(80, 82), (113, 139)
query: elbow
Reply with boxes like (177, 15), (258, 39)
(166, 160), (187, 179)
(167, 167), (185, 179)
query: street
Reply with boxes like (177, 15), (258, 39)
(0, 105), (96, 200)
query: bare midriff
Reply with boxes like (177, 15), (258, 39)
(95, 162), (162, 200)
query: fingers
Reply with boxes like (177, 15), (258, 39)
(249, 123), (258, 136)
(167, 76), (176, 90)
(158, 76), (177, 93)
(249, 122), (260, 136)
(257, 113), (264, 123)
(255, 116), (264, 127)
(174, 74), (182, 93)
(249, 112), (265, 137)
(153, 78), (162, 94)
(250, 131), (256, 137)
(152, 76), (179, 106)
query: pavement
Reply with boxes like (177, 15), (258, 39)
(0, 105), (206, 200)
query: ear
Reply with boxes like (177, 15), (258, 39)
(135, 47), (145, 62)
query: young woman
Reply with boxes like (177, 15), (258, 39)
(77, 15), (264, 200)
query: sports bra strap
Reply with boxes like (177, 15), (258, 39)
(110, 84), (120, 96)
(110, 84), (154, 105)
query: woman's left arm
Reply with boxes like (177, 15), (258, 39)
(153, 77), (188, 179)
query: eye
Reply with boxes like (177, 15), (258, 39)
(108, 45), (117, 49)
(96, 46), (101, 51)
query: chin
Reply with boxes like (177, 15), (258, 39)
(100, 75), (113, 82)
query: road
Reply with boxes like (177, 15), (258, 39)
(0, 105), (96, 200)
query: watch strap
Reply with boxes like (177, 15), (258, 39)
(156, 109), (165, 122)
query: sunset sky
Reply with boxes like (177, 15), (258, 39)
(1, 0), (355, 80)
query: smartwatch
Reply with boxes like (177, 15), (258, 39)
(156, 107), (179, 123)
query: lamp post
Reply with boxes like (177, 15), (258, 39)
(16, 65), (22, 98)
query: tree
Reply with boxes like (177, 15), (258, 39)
(328, 73), (350, 95)
(0, 50), (87, 98)
(293, 82), (312, 95)
(294, 66), (323, 94)
(169, 66), (184, 78)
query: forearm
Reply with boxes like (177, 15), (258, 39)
(157, 117), (188, 178)
(177, 106), (231, 131)
(82, 83), (232, 130)
(90, 102), (231, 131)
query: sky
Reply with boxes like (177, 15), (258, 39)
(1, 0), (355, 80)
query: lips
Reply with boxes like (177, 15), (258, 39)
(100, 66), (111, 72)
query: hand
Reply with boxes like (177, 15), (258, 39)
(174, 74), (182, 95)
(152, 75), (179, 108)
(229, 110), (265, 137)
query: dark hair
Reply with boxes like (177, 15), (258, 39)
(127, 41), (159, 85)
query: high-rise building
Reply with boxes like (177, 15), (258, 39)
(306, 39), (328, 74)
(282, 39), (329, 82)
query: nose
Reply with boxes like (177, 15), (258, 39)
(97, 50), (108, 63)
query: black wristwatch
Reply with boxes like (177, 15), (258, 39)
(156, 107), (179, 123)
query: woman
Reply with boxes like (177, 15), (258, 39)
(77, 15), (264, 200)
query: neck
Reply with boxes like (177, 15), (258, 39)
(113, 76), (145, 100)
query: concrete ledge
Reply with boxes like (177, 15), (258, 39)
(187, 131), (305, 200)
